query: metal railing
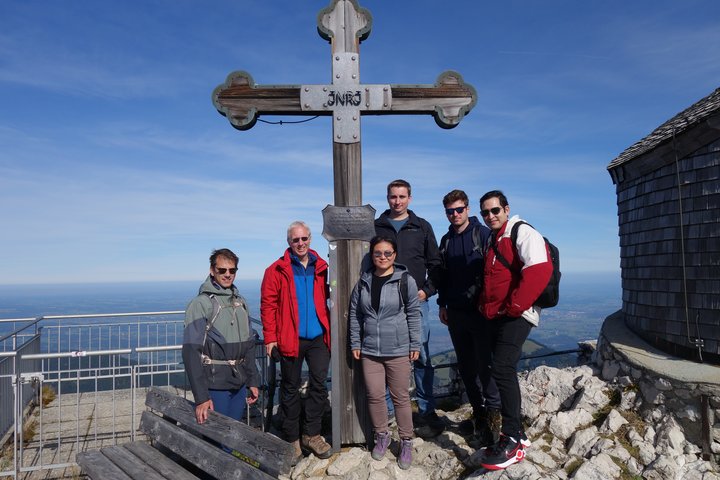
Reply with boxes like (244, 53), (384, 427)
(0, 312), (270, 480)
(0, 311), (574, 479)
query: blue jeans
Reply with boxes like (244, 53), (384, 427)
(387, 300), (435, 416)
(208, 386), (248, 421)
(208, 387), (248, 453)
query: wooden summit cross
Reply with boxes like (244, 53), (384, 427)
(212, 0), (476, 448)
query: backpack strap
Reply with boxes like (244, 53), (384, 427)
(201, 294), (223, 346)
(510, 221), (531, 245)
(439, 234), (449, 260)
(399, 271), (409, 311)
(471, 225), (484, 254)
(200, 293), (249, 372)
(491, 220), (534, 273)
(440, 225), (483, 260)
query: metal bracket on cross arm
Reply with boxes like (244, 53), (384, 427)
(301, 84), (391, 143)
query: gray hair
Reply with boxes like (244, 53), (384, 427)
(286, 220), (312, 243)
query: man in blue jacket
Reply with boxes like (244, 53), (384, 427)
(374, 179), (444, 436)
(436, 189), (501, 445)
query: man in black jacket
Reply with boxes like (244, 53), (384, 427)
(375, 179), (444, 435)
(436, 190), (501, 445)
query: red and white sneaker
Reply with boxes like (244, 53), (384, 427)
(480, 434), (526, 470)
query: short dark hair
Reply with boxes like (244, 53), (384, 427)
(480, 190), (509, 208)
(210, 248), (238, 268)
(369, 235), (398, 254)
(386, 179), (411, 196)
(443, 189), (469, 207)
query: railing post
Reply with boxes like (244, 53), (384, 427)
(12, 358), (19, 480)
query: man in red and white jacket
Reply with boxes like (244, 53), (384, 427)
(477, 190), (552, 471)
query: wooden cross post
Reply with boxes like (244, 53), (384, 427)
(213, 0), (476, 447)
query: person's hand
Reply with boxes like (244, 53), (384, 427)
(265, 342), (278, 357)
(195, 399), (213, 424)
(247, 387), (259, 405)
(417, 290), (427, 302)
(352, 349), (361, 360)
(409, 350), (419, 361)
(439, 306), (448, 325)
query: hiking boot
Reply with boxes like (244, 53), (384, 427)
(480, 434), (525, 471)
(486, 408), (502, 440)
(290, 439), (303, 466)
(473, 417), (496, 447)
(397, 438), (413, 470)
(301, 434), (332, 459)
(415, 411), (445, 438)
(456, 418), (474, 436)
(371, 431), (391, 460)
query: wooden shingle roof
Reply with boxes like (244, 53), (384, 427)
(608, 87), (720, 170)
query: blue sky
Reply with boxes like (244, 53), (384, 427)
(1, 1), (719, 285)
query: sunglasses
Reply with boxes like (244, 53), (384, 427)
(291, 236), (309, 244)
(480, 207), (503, 217)
(373, 250), (395, 259)
(445, 206), (467, 216)
(215, 267), (238, 275)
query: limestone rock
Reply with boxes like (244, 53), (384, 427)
(566, 425), (599, 457)
(548, 409), (593, 441)
(283, 352), (718, 480)
(600, 408), (628, 434)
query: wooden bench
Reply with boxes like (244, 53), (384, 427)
(77, 387), (295, 480)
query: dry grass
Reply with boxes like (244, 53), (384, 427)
(41, 385), (57, 407)
(564, 457), (583, 476)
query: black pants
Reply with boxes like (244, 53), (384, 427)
(483, 315), (532, 438)
(447, 308), (501, 414)
(279, 335), (330, 442)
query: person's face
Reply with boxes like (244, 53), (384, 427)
(480, 196), (510, 232)
(387, 186), (411, 217)
(372, 241), (396, 270)
(445, 200), (470, 230)
(210, 256), (237, 289)
(288, 226), (311, 259)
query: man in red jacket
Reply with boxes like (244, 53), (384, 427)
(477, 190), (552, 471)
(261, 221), (332, 462)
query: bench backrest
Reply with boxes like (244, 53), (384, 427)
(142, 387), (294, 479)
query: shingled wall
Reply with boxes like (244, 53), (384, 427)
(608, 87), (720, 365)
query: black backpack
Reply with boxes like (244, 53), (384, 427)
(490, 221), (560, 309)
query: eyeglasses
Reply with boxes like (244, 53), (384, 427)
(215, 267), (238, 275)
(480, 207), (503, 217)
(373, 250), (395, 259)
(445, 206), (467, 216)
(291, 236), (309, 244)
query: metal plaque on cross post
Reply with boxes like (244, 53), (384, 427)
(212, 0), (477, 448)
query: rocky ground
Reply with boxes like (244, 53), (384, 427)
(282, 361), (719, 480)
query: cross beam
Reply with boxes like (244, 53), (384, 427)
(213, 70), (476, 138)
(212, 0), (477, 448)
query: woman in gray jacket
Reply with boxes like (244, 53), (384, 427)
(349, 236), (422, 470)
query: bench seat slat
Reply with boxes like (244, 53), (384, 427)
(123, 441), (200, 480)
(101, 445), (169, 480)
(77, 450), (134, 480)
